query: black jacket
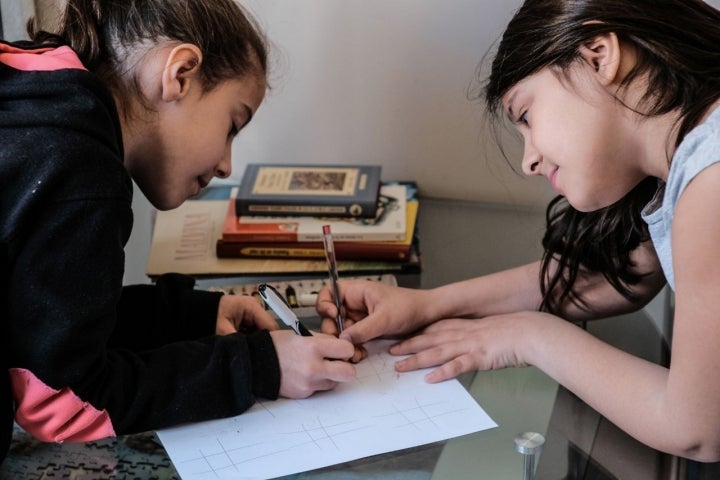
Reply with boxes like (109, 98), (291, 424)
(0, 41), (280, 463)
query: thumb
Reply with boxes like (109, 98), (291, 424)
(339, 310), (386, 344)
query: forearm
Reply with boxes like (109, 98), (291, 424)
(420, 252), (664, 324)
(524, 315), (714, 460)
(423, 262), (544, 321)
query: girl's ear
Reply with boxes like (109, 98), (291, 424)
(578, 32), (622, 86)
(161, 44), (203, 102)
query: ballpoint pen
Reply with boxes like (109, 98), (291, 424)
(258, 283), (312, 336)
(322, 225), (344, 333)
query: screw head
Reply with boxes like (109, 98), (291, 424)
(514, 432), (545, 455)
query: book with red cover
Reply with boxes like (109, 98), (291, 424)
(222, 184), (407, 243)
(217, 200), (418, 261)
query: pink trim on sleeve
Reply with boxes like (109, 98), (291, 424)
(0, 44), (86, 71)
(10, 368), (116, 443)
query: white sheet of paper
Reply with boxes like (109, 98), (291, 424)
(157, 340), (497, 480)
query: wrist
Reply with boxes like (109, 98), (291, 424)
(422, 285), (459, 324)
(515, 311), (560, 368)
(423, 280), (478, 322)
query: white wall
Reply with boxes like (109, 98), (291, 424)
(233, 0), (554, 207)
(0, 0), (34, 40)
(233, 0), (719, 205)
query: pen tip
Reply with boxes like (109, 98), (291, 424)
(323, 225), (331, 234)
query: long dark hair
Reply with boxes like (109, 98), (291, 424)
(484, 0), (720, 313)
(27, 0), (268, 118)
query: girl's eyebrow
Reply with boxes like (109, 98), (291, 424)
(239, 105), (254, 129)
(504, 91), (518, 122)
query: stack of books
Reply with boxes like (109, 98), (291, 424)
(216, 164), (420, 266)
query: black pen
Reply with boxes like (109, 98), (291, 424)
(258, 284), (312, 336)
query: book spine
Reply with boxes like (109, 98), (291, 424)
(222, 232), (300, 242)
(236, 200), (377, 218)
(222, 231), (405, 242)
(216, 240), (409, 261)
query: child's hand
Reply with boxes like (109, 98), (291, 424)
(270, 331), (356, 398)
(387, 311), (548, 383)
(215, 293), (279, 335)
(316, 280), (430, 348)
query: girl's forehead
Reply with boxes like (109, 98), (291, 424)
(501, 77), (531, 113)
(502, 89), (518, 118)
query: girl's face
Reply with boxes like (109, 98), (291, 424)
(502, 65), (647, 212)
(123, 46), (266, 210)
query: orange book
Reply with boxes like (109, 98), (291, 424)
(217, 200), (418, 261)
(221, 184), (408, 243)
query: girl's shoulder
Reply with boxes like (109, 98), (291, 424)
(665, 106), (720, 205)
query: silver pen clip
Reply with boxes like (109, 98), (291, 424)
(258, 284), (312, 336)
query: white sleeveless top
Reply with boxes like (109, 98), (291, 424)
(642, 105), (720, 290)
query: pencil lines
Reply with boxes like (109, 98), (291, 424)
(179, 416), (375, 476)
(371, 395), (473, 432)
(157, 340), (497, 480)
(178, 393), (467, 477)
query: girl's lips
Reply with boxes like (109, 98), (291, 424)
(192, 178), (208, 196)
(548, 168), (560, 193)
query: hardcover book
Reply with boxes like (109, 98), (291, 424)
(235, 164), (382, 218)
(223, 184), (407, 243)
(146, 199), (421, 279)
(216, 200), (418, 261)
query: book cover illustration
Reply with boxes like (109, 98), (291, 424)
(224, 184), (407, 243)
(236, 164), (382, 218)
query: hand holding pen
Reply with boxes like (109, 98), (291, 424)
(258, 284), (356, 398)
(259, 283), (357, 398)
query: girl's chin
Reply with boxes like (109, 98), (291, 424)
(151, 193), (186, 211)
(566, 197), (617, 213)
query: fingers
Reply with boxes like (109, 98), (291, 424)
(322, 357), (357, 383)
(273, 331), (358, 399)
(316, 286), (343, 328)
(317, 280), (379, 336)
(389, 331), (480, 383)
(218, 294), (278, 332)
(338, 311), (388, 345)
(311, 332), (355, 361)
(389, 329), (453, 356)
(319, 316), (353, 336)
(241, 298), (278, 330)
(350, 344), (368, 363)
(425, 359), (470, 383)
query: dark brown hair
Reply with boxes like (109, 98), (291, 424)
(483, 0), (720, 313)
(28, 0), (268, 117)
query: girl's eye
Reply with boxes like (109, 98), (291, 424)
(518, 111), (528, 126)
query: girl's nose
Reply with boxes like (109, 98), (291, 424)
(215, 152), (232, 179)
(521, 141), (542, 176)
